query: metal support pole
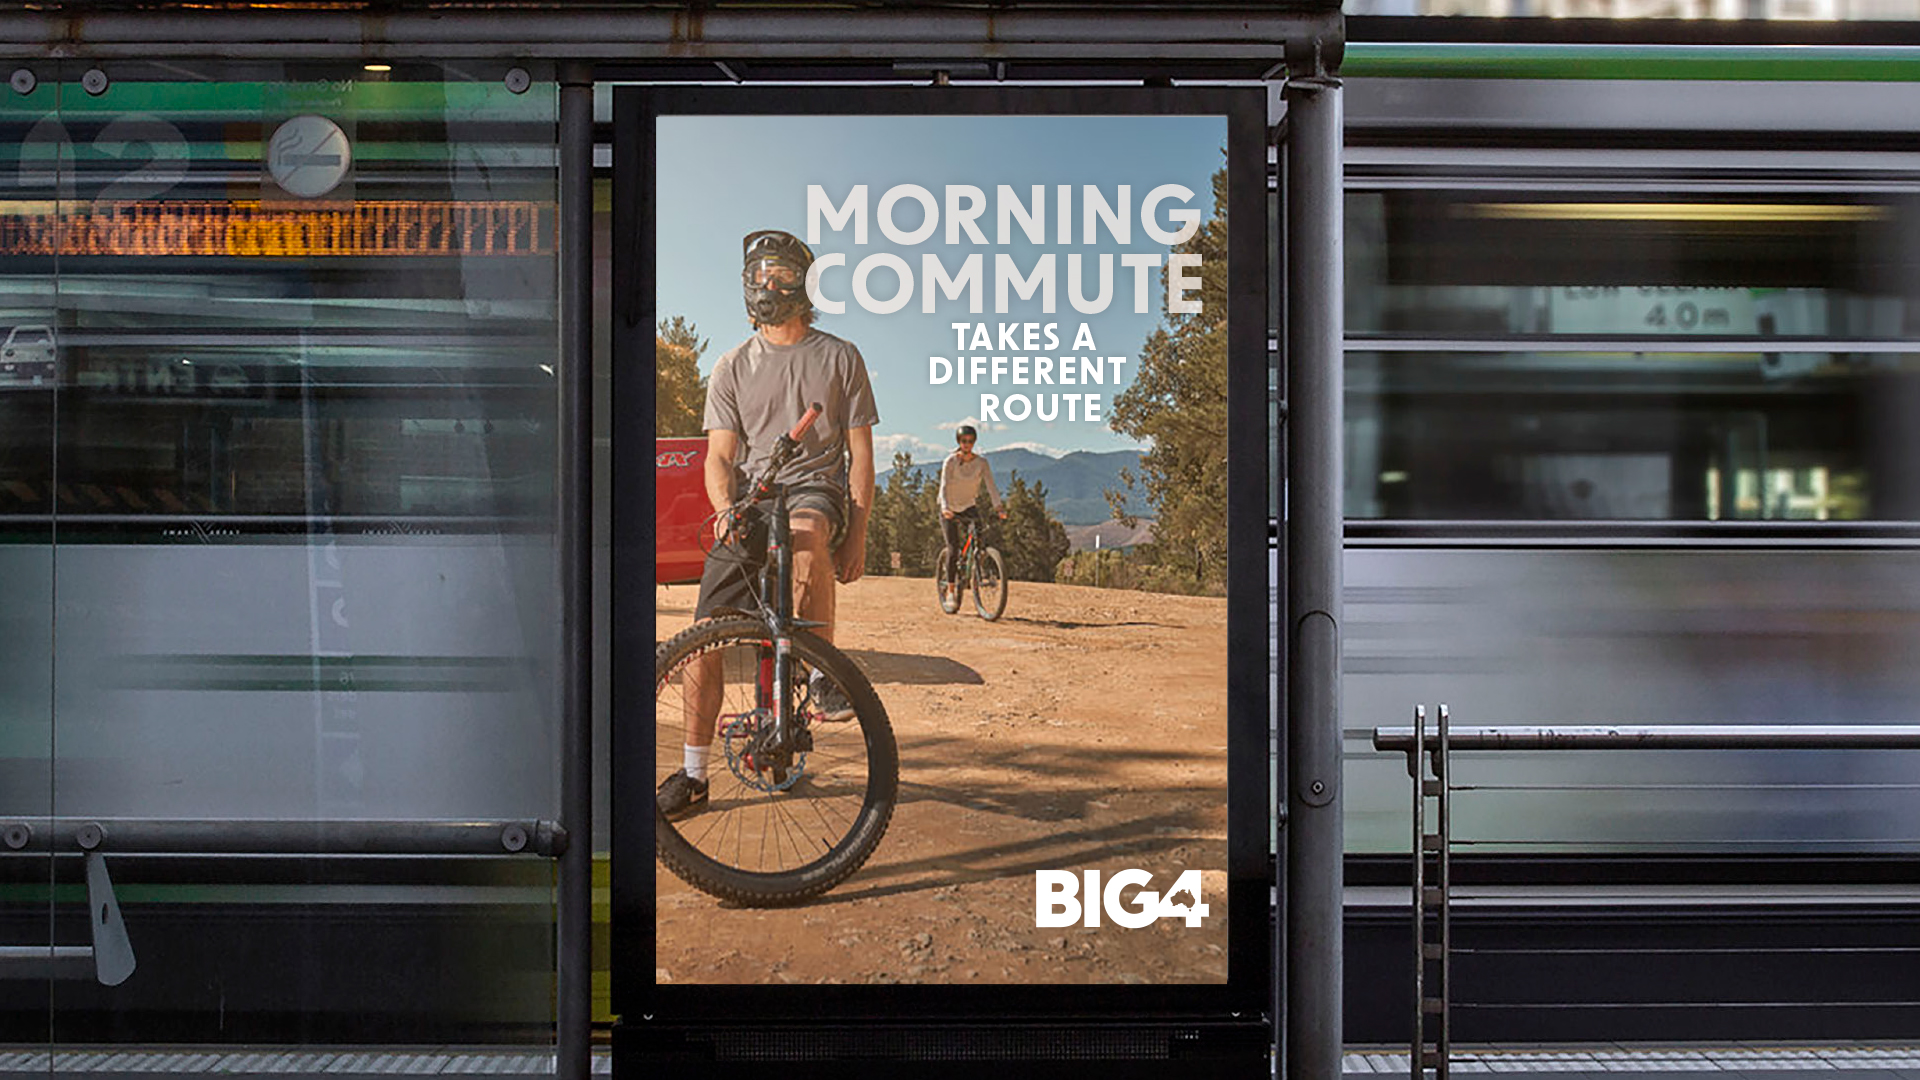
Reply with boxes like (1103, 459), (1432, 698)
(557, 59), (595, 1080)
(1284, 44), (1344, 1080)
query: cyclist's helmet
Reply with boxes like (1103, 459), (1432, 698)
(742, 229), (815, 328)
(955, 425), (977, 442)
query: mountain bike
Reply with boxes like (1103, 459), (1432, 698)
(654, 404), (897, 906)
(935, 512), (1007, 622)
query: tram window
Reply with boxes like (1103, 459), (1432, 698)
(1342, 349), (1915, 521)
(1344, 188), (1920, 521)
(1347, 190), (1914, 338)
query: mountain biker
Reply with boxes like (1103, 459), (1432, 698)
(937, 424), (1006, 605)
(657, 229), (878, 820)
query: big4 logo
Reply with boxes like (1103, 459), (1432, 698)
(1034, 869), (1211, 929)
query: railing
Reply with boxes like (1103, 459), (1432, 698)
(1370, 717), (1920, 1080)
(1403, 706), (1451, 1080)
(0, 817), (566, 986)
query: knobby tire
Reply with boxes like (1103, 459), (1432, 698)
(973, 546), (1008, 621)
(654, 616), (898, 906)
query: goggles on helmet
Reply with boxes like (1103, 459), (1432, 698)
(741, 230), (815, 327)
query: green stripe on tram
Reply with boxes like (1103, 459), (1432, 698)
(37, 79), (555, 120)
(1344, 43), (1920, 81)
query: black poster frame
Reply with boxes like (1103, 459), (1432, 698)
(610, 83), (1269, 1030)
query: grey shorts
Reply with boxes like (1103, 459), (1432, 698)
(693, 483), (846, 621)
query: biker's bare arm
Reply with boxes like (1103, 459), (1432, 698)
(838, 424), (875, 583)
(704, 428), (740, 542)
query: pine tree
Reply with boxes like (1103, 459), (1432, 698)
(1106, 166), (1229, 593)
(865, 451), (943, 577)
(656, 316), (707, 436)
(998, 472), (1070, 582)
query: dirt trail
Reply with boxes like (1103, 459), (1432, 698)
(653, 574), (1230, 985)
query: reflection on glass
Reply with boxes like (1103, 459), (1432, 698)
(2, 69), (565, 1048)
(0, 68), (55, 1054)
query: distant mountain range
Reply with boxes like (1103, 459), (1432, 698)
(878, 447), (1149, 527)
(1063, 518), (1156, 554)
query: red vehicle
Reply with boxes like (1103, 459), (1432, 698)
(655, 437), (710, 585)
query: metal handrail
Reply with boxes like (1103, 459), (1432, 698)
(1373, 718), (1920, 1079)
(1374, 724), (1920, 753)
(0, 817), (566, 987)
(0, 817), (567, 856)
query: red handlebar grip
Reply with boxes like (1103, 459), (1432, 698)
(788, 402), (824, 442)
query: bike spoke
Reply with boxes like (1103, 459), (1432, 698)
(799, 787), (854, 836)
(768, 795), (823, 861)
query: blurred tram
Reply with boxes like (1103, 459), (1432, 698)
(1338, 53), (1920, 1041)
(12, 54), (1920, 1045)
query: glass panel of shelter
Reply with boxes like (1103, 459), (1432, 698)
(2, 62), (567, 1057)
(0, 53), (58, 1069)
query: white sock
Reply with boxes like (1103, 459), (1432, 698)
(683, 744), (710, 782)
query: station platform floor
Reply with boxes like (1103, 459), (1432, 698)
(3, 1044), (1919, 1078)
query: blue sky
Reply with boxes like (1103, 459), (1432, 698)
(655, 113), (1227, 462)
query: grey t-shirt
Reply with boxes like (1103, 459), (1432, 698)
(702, 327), (880, 493)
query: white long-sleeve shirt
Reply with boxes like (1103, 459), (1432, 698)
(938, 450), (1002, 513)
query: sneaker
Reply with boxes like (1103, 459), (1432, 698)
(809, 671), (857, 723)
(656, 769), (709, 820)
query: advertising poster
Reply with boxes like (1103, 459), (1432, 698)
(637, 100), (1247, 990)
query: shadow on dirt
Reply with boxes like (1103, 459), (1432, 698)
(890, 735), (1223, 822)
(994, 615), (1180, 631)
(791, 808), (1223, 908)
(843, 648), (985, 686)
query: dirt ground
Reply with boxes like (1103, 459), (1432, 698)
(653, 573), (1230, 985)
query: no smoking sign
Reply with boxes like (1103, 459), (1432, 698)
(267, 114), (352, 199)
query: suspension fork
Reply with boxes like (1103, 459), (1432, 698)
(766, 486), (794, 748)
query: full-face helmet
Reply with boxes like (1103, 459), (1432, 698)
(742, 229), (815, 327)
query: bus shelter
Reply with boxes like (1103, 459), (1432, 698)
(0, 4), (1344, 1078)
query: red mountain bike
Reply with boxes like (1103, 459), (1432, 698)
(653, 404), (898, 906)
(935, 513), (1007, 622)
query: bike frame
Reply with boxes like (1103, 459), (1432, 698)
(752, 483), (797, 754)
(725, 401), (824, 765)
(951, 514), (981, 581)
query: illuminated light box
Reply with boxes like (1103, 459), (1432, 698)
(610, 86), (1270, 1080)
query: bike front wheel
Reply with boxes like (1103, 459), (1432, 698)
(654, 616), (898, 906)
(972, 546), (1008, 621)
